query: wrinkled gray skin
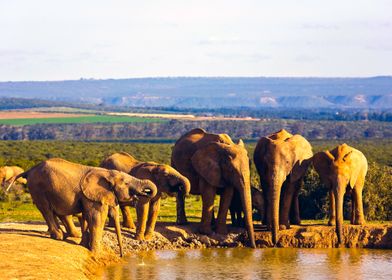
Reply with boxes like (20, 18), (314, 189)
(8, 158), (157, 256)
(254, 129), (313, 245)
(229, 187), (264, 227)
(100, 152), (191, 241)
(172, 128), (256, 248)
(313, 143), (367, 245)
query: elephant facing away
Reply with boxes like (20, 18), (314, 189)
(9, 158), (157, 256)
(254, 129), (313, 244)
(100, 152), (191, 241)
(313, 143), (367, 245)
(0, 166), (27, 187)
(230, 187), (264, 227)
(171, 128), (256, 248)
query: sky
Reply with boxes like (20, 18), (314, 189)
(0, 0), (391, 81)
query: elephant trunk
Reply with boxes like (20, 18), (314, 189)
(270, 182), (282, 245)
(335, 183), (345, 246)
(239, 183), (256, 248)
(174, 173), (191, 196)
(131, 178), (158, 199)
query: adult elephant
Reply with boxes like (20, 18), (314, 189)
(313, 143), (367, 245)
(0, 166), (27, 187)
(101, 152), (191, 240)
(254, 129), (313, 245)
(8, 158), (157, 256)
(171, 128), (256, 248)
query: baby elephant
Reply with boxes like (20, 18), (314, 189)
(101, 152), (191, 240)
(9, 158), (157, 256)
(0, 166), (27, 187)
(230, 187), (264, 227)
(313, 143), (367, 245)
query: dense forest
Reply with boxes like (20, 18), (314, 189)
(1, 119), (391, 140)
(0, 140), (391, 221)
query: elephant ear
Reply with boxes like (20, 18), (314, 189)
(191, 144), (221, 187)
(312, 151), (334, 183)
(5, 167), (14, 181)
(81, 169), (117, 207)
(344, 151), (361, 188)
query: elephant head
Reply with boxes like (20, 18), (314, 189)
(191, 140), (256, 248)
(148, 163), (191, 196)
(81, 169), (157, 207)
(313, 143), (367, 245)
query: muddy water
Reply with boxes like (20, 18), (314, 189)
(102, 248), (392, 280)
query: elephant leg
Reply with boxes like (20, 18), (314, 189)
(290, 182), (301, 225)
(88, 205), (108, 253)
(229, 207), (237, 226)
(353, 187), (365, 225)
(121, 205), (136, 229)
(145, 197), (161, 240)
(199, 181), (216, 235)
(109, 206), (123, 257)
(216, 187), (234, 234)
(176, 191), (188, 225)
(280, 181), (295, 230)
(262, 183), (270, 226)
(80, 215), (89, 248)
(328, 188), (336, 226)
(33, 195), (64, 240)
(135, 198), (149, 241)
(350, 191), (356, 224)
(59, 215), (81, 238)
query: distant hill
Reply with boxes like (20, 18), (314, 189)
(0, 77), (391, 108)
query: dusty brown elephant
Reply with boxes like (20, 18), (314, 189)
(254, 129), (313, 244)
(313, 143), (367, 245)
(100, 152), (191, 240)
(171, 128), (256, 248)
(0, 166), (27, 187)
(229, 187), (264, 227)
(8, 158), (157, 256)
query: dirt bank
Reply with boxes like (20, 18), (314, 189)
(1, 222), (392, 279)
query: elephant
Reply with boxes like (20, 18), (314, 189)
(171, 128), (256, 248)
(0, 166), (27, 187)
(100, 152), (191, 241)
(254, 129), (313, 244)
(229, 187), (264, 227)
(313, 143), (367, 245)
(8, 158), (157, 256)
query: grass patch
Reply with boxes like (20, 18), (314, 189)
(0, 115), (167, 126)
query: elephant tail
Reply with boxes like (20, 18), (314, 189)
(5, 171), (29, 192)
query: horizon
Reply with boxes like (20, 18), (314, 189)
(1, 75), (392, 83)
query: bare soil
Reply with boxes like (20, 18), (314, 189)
(1, 221), (392, 279)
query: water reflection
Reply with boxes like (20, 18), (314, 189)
(102, 248), (392, 280)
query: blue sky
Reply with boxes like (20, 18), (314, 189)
(0, 0), (391, 81)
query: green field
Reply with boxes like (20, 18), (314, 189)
(0, 115), (166, 126)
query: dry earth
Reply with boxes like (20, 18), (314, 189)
(1, 221), (392, 279)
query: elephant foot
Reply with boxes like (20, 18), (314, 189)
(68, 230), (82, 238)
(290, 218), (301, 225)
(354, 219), (365, 226)
(123, 221), (136, 230)
(50, 229), (64, 240)
(144, 231), (154, 241)
(215, 225), (228, 235)
(198, 225), (213, 235)
(328, 220), (336, 226)
(176, 217), (189, 225)
(279, 224), (290, 230)
(135, 233), (145, 241)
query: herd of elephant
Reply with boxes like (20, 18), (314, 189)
(2, 128), (368, 256)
